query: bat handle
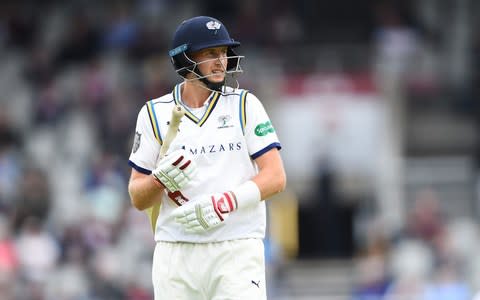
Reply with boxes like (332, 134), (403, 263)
(159, 105), (185, 158)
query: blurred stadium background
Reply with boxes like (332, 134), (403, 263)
(0, 0), (478, 299)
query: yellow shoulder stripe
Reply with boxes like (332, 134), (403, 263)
(146, 100), (162, 144)
(239, 90), (248, 134)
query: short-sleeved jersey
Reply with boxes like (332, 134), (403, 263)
(129, 83), (281, 242)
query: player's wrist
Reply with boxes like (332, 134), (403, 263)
(152, 175), (166, 190)
(231, 180), (261, 211)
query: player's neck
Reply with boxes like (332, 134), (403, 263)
(181, 80), (212, 108)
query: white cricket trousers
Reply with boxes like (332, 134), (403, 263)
(152, 238), (267, 300)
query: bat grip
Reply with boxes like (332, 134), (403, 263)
(159, 105), (185, 158)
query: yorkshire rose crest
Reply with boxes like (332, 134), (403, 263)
(217, 115), (234, 129)
(218, 115), (231, 127)
(206, 20), (221, 30)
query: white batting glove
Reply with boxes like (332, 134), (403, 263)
(173, 181), (261, 233)
(173, 192), (236, 233)
(152, 149), (196, 192)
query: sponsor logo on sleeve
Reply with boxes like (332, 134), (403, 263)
(254, 121), (275, 136)
(132, 131), (141, 153)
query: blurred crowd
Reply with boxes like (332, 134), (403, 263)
(350, 0), (480, 298)
(352, 188), (478, 300)
(0, 0), (478, 299)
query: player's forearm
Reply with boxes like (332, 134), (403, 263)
(252, 165), (286, 200)
(250, 148), (287, 200)
(128, 175), (164, 211)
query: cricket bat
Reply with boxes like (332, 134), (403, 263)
(146, 105), (185, 232)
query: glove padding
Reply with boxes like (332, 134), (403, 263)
(173, 192), (237, 233)
(152, 149), (196, 192)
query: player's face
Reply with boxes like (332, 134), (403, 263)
(190, 46), (228, 82)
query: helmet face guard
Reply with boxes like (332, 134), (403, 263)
(169, 16), (244, 91)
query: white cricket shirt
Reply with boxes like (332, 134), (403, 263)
(129, 83), (281, 242)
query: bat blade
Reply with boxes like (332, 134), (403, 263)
(148, 104), (185, 232)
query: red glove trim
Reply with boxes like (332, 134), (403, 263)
(179, 160), (191, 170)
(224, 192), (235, 211)
(172, 156), (184, 166)
(212, 195), (224, 221)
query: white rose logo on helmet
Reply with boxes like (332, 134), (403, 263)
(206, 20), (221, 30)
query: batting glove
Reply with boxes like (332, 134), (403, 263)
(173, 181), (261, 233)
(173, 192), (236, 233)
(152, 149), (196, 192)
